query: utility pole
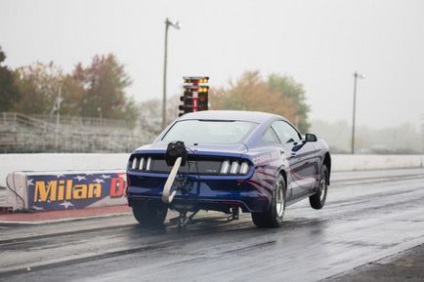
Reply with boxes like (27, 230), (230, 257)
(421, 114), (424, 154)
(162, 18), (180, 129)
(55, 85), (63, 150)
(351, 72), (364, 154)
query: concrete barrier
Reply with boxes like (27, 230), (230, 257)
(0, 153), (129, 189)
(1, 153), (423, 211)
(1, 154), (424, 188)
(333, 154), (424, 171)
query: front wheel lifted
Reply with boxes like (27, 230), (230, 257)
(251, 174), (286, 228)
(309, 165), (328, 210)
(132, 200), (168, 227)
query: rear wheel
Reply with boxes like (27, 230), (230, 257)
(132, 200), (168, 227)
(309, 165), (328, 209)
(251, 174), (286, 228)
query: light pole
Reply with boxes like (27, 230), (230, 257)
(162, 18), (180, 128)
(351, 72), (364, 154)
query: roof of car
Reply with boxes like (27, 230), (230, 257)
(178, 110), (283, 123)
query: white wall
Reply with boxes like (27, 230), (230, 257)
(0, 153), (129, 188)
(1, 153), (423, 188)
(332, 155), (424, 171)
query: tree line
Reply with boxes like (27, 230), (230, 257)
(209, 70), (310, 132)
(0, 47), (138, 126)
(1, 46), (310, 132)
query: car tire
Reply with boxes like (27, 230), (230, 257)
(309, 165), (328, 210)
(132, 200), (168, 227)
(251, 174), (286, 228)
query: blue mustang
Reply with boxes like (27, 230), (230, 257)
(126, 110), (331, 228)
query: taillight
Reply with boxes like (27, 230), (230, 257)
(220, 160), (250, 175)
(130, 156), (152, 171)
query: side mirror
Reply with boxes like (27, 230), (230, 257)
(305, 133), (318, 142)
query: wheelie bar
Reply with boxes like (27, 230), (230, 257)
(162, 157), (182, 204)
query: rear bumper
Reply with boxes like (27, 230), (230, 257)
(127, 172), (273, 213)
(128, 193), (270, 213)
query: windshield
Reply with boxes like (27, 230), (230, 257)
(162, 120), (257, 144)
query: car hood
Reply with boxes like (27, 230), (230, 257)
(134, 142), (248, 156)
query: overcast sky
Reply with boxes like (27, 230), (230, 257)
(1, 0), (423, 129)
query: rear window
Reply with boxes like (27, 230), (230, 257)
(162, 120), (257, 144)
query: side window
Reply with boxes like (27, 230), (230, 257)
(271, 121), (301, 144)
(262, 127), (280, 144)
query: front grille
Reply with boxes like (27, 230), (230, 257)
(128, 154), (251, 176)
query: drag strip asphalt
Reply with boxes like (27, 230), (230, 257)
(1, 168), (423, 282)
